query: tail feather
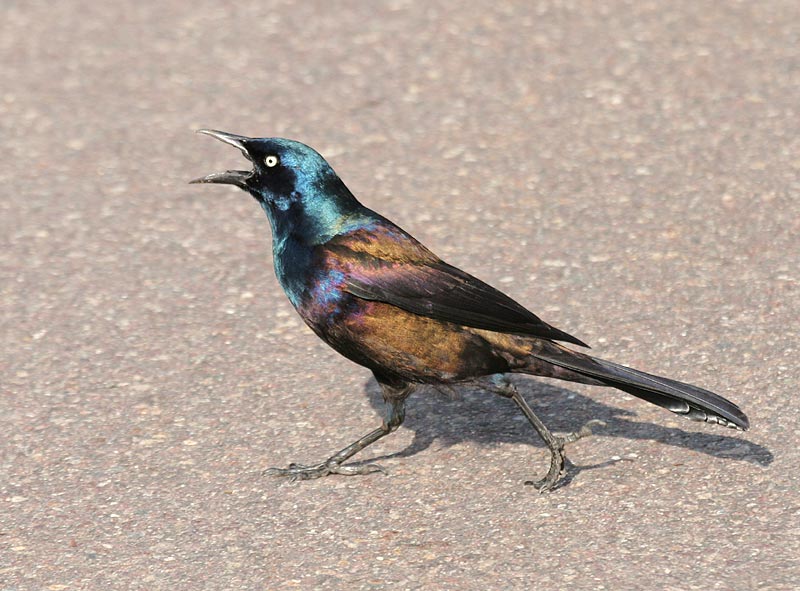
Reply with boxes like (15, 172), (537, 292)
(531, 347), (749, 431)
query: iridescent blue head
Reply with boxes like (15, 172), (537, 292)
(190, 130), (336, 202)
(191, 130), (363, 236)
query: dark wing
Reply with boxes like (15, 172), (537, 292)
(325, 219), (589, 347)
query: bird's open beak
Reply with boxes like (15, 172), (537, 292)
(189, 129), (254, 188)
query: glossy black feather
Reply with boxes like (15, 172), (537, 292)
(532, 346), (749, 429)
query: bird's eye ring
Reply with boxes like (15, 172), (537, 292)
(264, 155), (279, 167)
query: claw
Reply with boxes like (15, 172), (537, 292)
(523, 419), (606, 492)
(525, 448), (567, 492)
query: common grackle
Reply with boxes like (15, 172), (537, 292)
(191, 129), (749, 492)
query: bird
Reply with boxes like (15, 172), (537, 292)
(190, 129), (749, 492)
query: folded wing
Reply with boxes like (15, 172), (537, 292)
(325, 219), (589, 347)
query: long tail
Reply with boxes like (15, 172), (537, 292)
(529, 345), (749, 430)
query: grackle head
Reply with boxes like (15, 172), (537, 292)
(190, 129), (340, 208)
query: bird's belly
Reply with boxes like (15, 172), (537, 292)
(301, 296), (509, 383)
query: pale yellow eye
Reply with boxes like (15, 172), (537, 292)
(264, 155), (279, 167)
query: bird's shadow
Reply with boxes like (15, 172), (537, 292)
(354, 376), (772, 485)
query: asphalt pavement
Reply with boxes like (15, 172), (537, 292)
(2, 1), (798, 589)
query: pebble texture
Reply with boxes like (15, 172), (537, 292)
(2, 1), (798, 589)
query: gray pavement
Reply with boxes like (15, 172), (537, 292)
(2, 1), (799, 589)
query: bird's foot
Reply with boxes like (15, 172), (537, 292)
(526, 447), (568, 493)
(526, 420), (606, 493)
(264, 460), (386, 481)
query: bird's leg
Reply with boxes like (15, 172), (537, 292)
(487, 375), (604, 492)
(265, 385), (410, 481)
